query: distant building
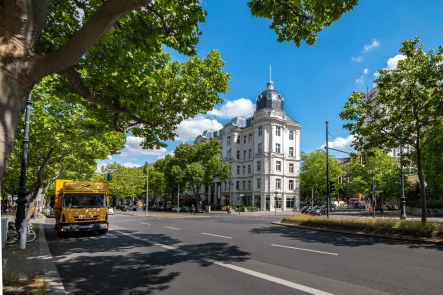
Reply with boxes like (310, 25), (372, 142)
(194, 79), (302, 211)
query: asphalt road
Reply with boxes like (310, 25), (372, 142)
(45, 213), (443, 295)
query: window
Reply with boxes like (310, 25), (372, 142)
(227, 150), (231, 158)
(244, 150), (246, 159)
(289, 147), (294, 156)
(248, 165), (251, 174)
(244, 136), (247, 144)
(243, 165), (245, 174)
(249, 134), (252, 142)
(248, 149), (252, 158)
(236, 136), (240, 143)
(237, 151), (240, 159)
(289, 163), (294, 173)
(275, 143), (281, 153)
(276, 161), (281, 171)
(276, 178), (281, 189)
(286, 197), (295, 208)
(276, 126), (281, 136)
(242, 181), (245, 190)
(227, 136), (231, 145)
(258, 126), (262, 136)
(257, 161), (261, 171)
(289, 131), (294, 140)
(236, 181), (239, 189)
(257, 178), (261, 189)
(248, 180), (251, 190)
(289, 180), (294, 190)
(237, 165), (240, 174)
(258, 143), (263, 153)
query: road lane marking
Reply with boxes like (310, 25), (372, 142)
(209, 220), (217, 221)
(163, 226), (180, 230)
(139, 222), (151, 225)
(206, 260), (334, 295)
(271, 244), (338, 256)
(201, 233), (232, 239)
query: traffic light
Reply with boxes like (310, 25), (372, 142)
(425, 188), (431, 199)
(106, 172), (112, 181)
(329, 181), (336, 193)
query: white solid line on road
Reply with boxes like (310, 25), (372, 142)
(201, 233), (232, 239)
(207, 260), (334, 295)
(209, 220), (217, 221)
(271, 244), (338, 256)
(139, 222), (151, 225)
(164, 226), (180, 230)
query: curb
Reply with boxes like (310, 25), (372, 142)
(38, 218), (66, 294)
(272, 221), (443, 245)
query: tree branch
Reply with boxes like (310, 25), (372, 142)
(275, 0), (312, 20)
(61, 66), (156, 130)
(30, 0), (154, 81)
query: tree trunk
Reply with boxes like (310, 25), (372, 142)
(416, 149), (427, 223)
(0, 68), (29, 186)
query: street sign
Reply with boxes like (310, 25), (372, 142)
(239, 194), (244, 197)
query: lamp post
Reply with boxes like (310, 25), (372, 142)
(145, 162), (149, 217)
(399, 145), (407, 219)
(15, 91), (32, 232)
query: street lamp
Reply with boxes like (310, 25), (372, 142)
(399, 145), (407, 219)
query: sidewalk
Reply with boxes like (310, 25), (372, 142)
(2, 214), (65, 294)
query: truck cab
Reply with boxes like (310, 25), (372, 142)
(54, 180), (110, 235)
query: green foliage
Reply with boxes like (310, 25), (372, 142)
(300, 150), (344, 198)
(247, 0), (358, 46)
(422, 135), (443, 191)
(340, 37), (443, 221)
(1, 83), (125, 198)
(99, 163), (145, 200)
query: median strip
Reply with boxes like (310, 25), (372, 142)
(201, 233), (232, 239)
(271, 244), (338, 256)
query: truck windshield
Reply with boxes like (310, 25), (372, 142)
(64, 194), (106, 208)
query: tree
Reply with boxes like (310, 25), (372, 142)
(1, 0), (358, 186)
(340, 37), (443, 222)
(1, 83), (125, 201)
(101, 164), (145, 201)
(422, 135), (443, 191)
(300, 150), (344, 201)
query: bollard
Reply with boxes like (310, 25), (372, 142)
(20, 219), (28, 249)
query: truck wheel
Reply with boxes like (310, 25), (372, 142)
(98, 229), (108, 235)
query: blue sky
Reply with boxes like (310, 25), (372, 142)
(98, 0), (443, 169)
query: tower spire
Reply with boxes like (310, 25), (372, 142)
(270, 65), (272, 81)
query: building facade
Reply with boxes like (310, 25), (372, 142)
(194, 79), (302, 211)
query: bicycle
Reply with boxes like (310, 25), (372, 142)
(6, 221), (37, 244)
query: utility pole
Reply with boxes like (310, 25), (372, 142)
(311, 185), (314, 205)
(326, 121), (330, 218)
(145, 163), (149, 217)
(15, 91), (32, 233)
(399, 145), (407, 219)
(372, 160), (375, 218)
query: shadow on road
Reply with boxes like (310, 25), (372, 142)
(249, 224), (443, 251)
(44, 225), (250, 295)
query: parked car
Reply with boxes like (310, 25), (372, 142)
(108, 207), (114, 215)
(45, 207), (55, 218)
(309, 207), (322, 216)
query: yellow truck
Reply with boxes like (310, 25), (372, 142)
(53, 179), (110, 235)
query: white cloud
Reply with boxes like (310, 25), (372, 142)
(121, 162), (142, 168)
(175, 115), (223, 141)
(207, 98), (255, 119)
(373, 72), (380, 78)
(362, 39), (380, 53)
(355, 68), (369, 85)
(351, 56), (364, 63)
(386, 54), (406, 70)
(107, 155), (112, 160)
(320, 135), (355, 152)
(157, 150), (175, 160)
(120, 136), (169, 157)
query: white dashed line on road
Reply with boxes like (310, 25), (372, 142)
(139, 222), (151, 225)
(163, 226), (180, 230)
(209, 220), (217, 221)
(201, 233), (232, 239)
(271, 244), (338, 256)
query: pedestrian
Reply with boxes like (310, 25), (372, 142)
(191, 204), (195, 215)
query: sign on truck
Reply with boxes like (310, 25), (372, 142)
(53, 179), (110, 235)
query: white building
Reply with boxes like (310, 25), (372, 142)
(194, 79), (302, 211)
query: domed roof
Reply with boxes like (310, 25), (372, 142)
(256, 80), (284, 112)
